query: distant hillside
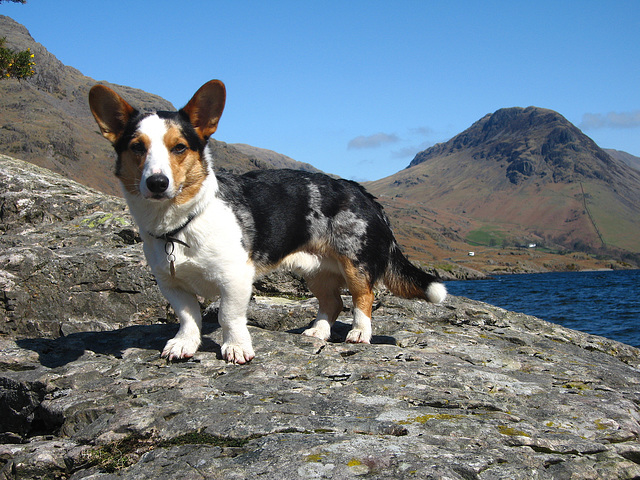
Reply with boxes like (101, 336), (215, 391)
(367, 107), (640, 256)
(231, 144), (322, 173)
(605, 149), (640, 172)
(0, 16), (320, 196)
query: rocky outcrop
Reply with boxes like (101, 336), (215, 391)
(1, 156), (640, 479)
(0, 154), (166, 339)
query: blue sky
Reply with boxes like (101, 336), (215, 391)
(4, 1), (640, 181)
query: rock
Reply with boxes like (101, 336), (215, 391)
(1, 155), (640, 479)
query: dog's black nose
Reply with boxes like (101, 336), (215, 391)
(146, 174), (170, 194)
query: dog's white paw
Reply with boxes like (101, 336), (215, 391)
(162, 336), (201, 361)
(221, 342), (255, 364)
(302, 325), (331, 341)
(346, 329), (371, 344)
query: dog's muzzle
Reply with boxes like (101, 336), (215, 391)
(146, 173), (170, 198)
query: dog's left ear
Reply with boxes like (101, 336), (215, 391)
(181, 80), (226, 140)
(89, 85), (137, 144)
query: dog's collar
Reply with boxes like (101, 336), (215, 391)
(149, 213), (196, 247)
(148, 214), (196, 277)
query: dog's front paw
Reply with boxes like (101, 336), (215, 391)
(221, 342), (255, 364)
(221, 344), (255, 364)
(346, 329), (371, 344)
(220, 324), (255, 364)
(162, 335), (201, 361)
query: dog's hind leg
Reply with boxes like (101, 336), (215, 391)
(346, 288), (374, 344)
(340, 259), (374, 344)
(303, 271), (344, 341)
(159, 287), (203, 360)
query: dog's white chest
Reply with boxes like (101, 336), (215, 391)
(142, 199), (252, 299)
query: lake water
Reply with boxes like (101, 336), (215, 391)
(445, 269), (640, 348)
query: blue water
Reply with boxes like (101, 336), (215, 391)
(445, 270), (640, 348)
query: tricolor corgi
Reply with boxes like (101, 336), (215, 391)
(89, 80), (446, 364)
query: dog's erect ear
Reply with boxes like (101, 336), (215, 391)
(89, 85), (136, 144)
(181, 80), (226, 140)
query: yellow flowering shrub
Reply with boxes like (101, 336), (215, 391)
(0, 37), (36, 79)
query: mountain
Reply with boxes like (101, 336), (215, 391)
(367, 107), (640, 256)
(0, 16), (320, 197)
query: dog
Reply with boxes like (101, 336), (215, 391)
(88, 79), (446, 364)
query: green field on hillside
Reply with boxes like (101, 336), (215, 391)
(465, 226), (508, 247)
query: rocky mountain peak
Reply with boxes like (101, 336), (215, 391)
(409, 106), (620, 185)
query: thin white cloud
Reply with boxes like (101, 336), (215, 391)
(580, 110), (640, 130)
(347, 132), (399, 149)
(409, 126), (434, 137)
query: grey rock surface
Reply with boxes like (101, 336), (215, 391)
(1, 156), (640, 479)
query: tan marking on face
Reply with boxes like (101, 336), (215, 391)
(163, 125), (208, 205)
(116, 134), (150, 196)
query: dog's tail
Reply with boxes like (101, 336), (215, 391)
(383, 243), (447, 303)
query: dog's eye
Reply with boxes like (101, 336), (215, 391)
(130, 142), (146, 155)
(172, 143), (188, 155)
